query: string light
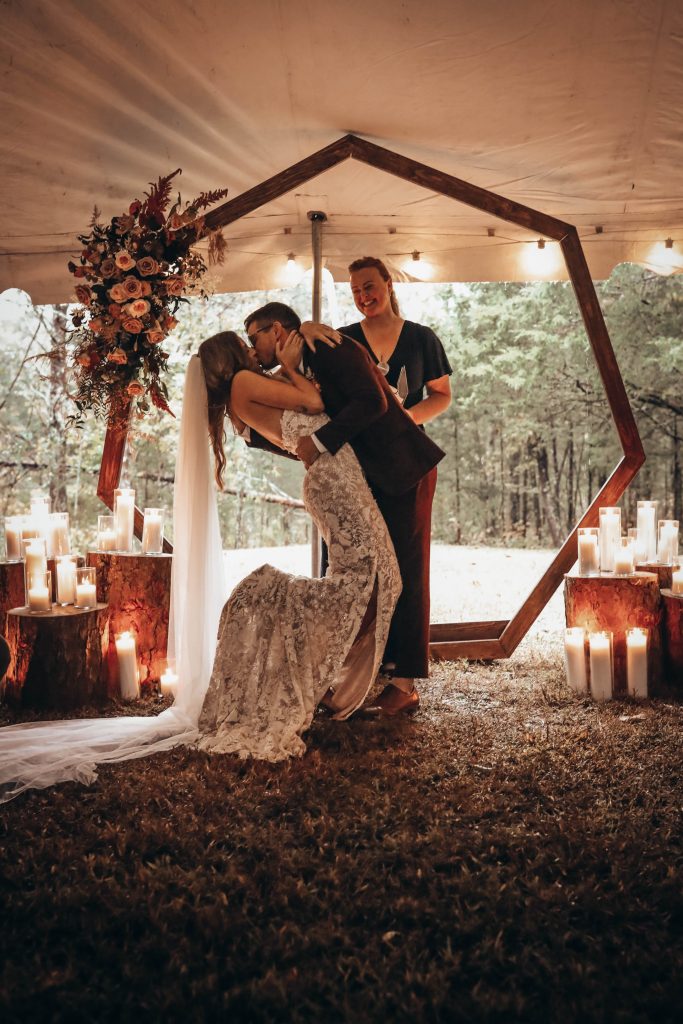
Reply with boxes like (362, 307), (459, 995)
(407, 250), (433, 280)
(282, 251), (304, 285)
(522, 239), (562, 277)
(665, 237), (674, 249)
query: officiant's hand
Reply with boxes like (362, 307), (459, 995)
(298, 321), (342, 352)
(296, 435), (321, 468)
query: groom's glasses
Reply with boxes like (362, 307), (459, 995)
(246, 323), (273, 347)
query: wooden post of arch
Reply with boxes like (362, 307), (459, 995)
(98, 134), (645, 659)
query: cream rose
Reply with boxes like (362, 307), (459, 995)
(108, 283), (128, 303)
(136, 256), (158, 276)
(75, 285), (92, 306)
(146, 329), (166, 345)
(125, 299), (150, 317)
(115, 250), (136, 271)
(100, 258), (117, 278)
(165, 276), (185, 296)
(122, 316), (143, 334)
(107, 348), (128, 364)
(122, 276), (143, 299)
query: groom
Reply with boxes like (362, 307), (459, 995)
(241, 301), (445, 716)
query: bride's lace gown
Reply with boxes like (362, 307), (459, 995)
(197, 410), (402, 760)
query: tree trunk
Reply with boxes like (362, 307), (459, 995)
(661, 591), (683, 689)
(48, 305), (70, 514)
(529, 436), (563, 548)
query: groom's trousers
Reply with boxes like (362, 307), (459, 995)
(372, 466), (437, 680)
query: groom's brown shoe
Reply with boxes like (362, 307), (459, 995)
(364, 683), (420, 717)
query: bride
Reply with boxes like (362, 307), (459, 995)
(193, 328), (401, 759)
(0, 328), (400, 800)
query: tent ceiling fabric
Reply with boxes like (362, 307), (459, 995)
(2, 0), (683, 304)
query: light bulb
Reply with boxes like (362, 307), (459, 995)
(407, 250), (433, 280)
(522, 239), (562, 277)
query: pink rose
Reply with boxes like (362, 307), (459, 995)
(127, 381), (145, 396)
(88, 317), (103, 333)
(122, 276), (143, 299)
(139, 280), (152, 296)
(108, 283), (128, 303)
(107, 348), (128, 364)
(162, 314), (178, 332)
(145, 329), (166, 345)
(100, 258), (117, 278)
(115, 250), (136, 271)
(75, 285), (92, 305)
(73, 266), (87, 278)
(136, 256), (158, 276)
(165, 276), (185, 296)
(122, 316), (143, 334)
(108, 303), (123, 318)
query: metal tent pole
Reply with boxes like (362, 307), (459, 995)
(308, 210), (327, 576)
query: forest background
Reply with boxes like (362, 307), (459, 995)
(0, 264), (681, 565)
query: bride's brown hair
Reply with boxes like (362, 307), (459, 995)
(198, 331), (254, 489)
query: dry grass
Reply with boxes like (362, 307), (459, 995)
(1, 639), (682, 1023)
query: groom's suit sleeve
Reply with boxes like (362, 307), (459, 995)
(311, 339), (389, 456)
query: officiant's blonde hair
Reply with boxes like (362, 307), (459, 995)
(348, 256), (400, 316)
(199, 331), (252, 488)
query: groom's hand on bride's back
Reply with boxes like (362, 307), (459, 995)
(296, 435), (321, 468)
(298, 321), (342, 352)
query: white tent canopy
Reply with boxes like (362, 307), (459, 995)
(2, 0), (683, 304)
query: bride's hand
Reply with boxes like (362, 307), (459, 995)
(275, 331), (304, 374)
(298, 321), (342, 352)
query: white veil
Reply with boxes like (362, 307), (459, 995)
(0, 355), (225, 803)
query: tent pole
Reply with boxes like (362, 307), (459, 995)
(308, 210), (327, 576)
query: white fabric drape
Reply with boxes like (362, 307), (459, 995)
(0, 356), (225, 803)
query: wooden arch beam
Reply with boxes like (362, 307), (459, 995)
(98, 134), (645, 658)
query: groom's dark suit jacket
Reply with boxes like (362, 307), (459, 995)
(249, 335), (445, 495)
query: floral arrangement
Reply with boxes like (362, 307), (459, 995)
(68, 168), (228, 424)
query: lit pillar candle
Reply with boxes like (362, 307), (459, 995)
(74, 566), (97, 609)
(628, 527), (647, 566)
(159, 667), (178, 698)
(577, 528), (599, 576)
(28, 571), (52, 613)
(49, 512), (70, 556)
(97, 514), (117, 552)
(657, 520), (679, 566)
(55, 555), (77, 605)
(30, 495), (52, 556)
(4, 516), (23, 560)
(599, 508), (621, 572)
(141, 508), (164, 554)
(24, 539), (47, 589)
(614, 537), (635, 576)
(115, 632), (140, 701)
(589, 631), (613, 702)
(626, 628), (648, 699)
(636, 501), (657, 562)
(564, 628), (587, 693)
(672, 568), (683, 595)
(114, 488), (135, 552)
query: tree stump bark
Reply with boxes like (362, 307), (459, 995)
(661, 590), (683, 690)
(635, 563), (679, 591)
(0, 561), (26, 636)
(3, 604), (109, 709)
(564, 572), (662, 696)
(86, 552), (172, 695)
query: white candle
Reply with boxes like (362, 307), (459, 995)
(98, 528), (118, 552)
(49, 513), (70, 556)
(564, 628), (587, 693)
(56, 556), (77, 605)
(28, 583), (51, 612)
(672, 569), (683, 595)
(658, 521), (679, 566)
(4, 517), (22, 560)
(614, 539), (634, 576)
(115, 490), (135, 552)
(142, 510), (163, 554)
(589, 632), (613, 701)
(159, 668), (178, 698)
(24, 539), (47, 589)
(75, 582), (97, 608)
(115, 632), (140, 701)
(637, 501), (657, 562)
(577, 530), (599, 576)
(30, 498), (52, 557)
(599, 509), (621, 572)
(626, 628), (648, 699)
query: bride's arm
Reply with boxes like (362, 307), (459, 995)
(231, 368), (323, 422)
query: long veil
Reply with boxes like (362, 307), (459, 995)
(0, 355), (225, 803)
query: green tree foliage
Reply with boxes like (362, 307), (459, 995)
(0, 265), (681, 553)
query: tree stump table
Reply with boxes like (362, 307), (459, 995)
(635, 562), (679, 591)
(564, 572), (662, 696)
(3, 604), (109, 709)
(0, 561), (25, 636)
(661, 590), (683, 690)
(86, 552), (172, 695)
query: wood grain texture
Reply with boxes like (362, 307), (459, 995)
(661, 591), (683, 687)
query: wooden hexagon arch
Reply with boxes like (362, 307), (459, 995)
(98, 134), (645, 660)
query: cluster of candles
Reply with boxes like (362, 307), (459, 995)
(113, 630), (178, 702)
(564, 626), (649, 700)
(577, 501), (680, 579)
(96, 488), (165, 554)
(4, 493), (71, 562)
